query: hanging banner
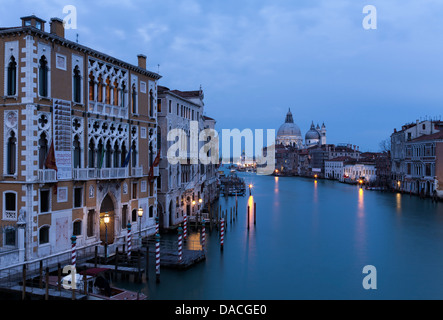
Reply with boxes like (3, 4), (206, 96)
(53, 99), (72, 180)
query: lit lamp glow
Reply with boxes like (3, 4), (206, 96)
(138, 207), (143, 217)
(199, 198), (202, 204)
(192, 200), (196, 205)
(103, 213), (110, 224)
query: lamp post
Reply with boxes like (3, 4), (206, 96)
(104, 213), (110, 264)
(249, 184), (253, 196)
(138, 207), (143, 248)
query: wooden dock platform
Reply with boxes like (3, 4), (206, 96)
(0, 285), (87, 300)
(149, 247), (206, 270)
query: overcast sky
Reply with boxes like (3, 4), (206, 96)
(5, 0), (443, 151)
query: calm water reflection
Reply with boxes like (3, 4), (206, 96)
(115, 172), (443, 300)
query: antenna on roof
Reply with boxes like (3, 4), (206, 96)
(157, 64), (160, 74)
(76, 33), (79, 43)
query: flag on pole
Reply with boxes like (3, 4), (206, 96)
(148, 149), (161, 182)
(123, 148), (131, 167)
(44, 141), (57, 171)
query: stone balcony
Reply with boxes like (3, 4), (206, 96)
(88, 101), (128, 119)
(37, 169), (57, 183)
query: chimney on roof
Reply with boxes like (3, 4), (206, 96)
(50, 18), (65, 38)
(138, 54), (147, 69)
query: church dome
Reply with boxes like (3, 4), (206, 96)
(276, 109), (303, 148)
(277, 109), (302, 137)
(305, 122), (319, 140)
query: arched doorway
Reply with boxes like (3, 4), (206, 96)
(100, 194), (115, 245)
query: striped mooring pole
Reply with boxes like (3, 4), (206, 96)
(71, 235), (76, 268)
(220, 218), (225, 251)
(155, 233), (160, 283)
(178, 226), (183, 263)
(127, 222), (132, 260)
(201, 219), (206, 252)
(155, 216), (159, 235)
(183, 213), (188, 240)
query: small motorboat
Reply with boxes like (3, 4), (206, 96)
(47, 267), (147, 300)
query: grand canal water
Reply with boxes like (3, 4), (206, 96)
(115, 171), (443, 300)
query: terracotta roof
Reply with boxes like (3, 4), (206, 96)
(327, 156), (353, 162)
(202, 115), (215, 121)
(171, 90), (201, 98)
(410, 130), (443, 142)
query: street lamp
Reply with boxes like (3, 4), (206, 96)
(104, 213), (110, 263)
(249, 184), (253, 196)
(138, 207), (143, 247)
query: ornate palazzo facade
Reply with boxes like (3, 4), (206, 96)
(0, 16), (161, 267)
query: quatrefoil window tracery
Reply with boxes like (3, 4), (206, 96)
(38, 114), (50, 131)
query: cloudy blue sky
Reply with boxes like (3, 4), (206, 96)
(5, 0), (443, 151)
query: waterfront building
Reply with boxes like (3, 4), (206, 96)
(157, 86), (217, 229)
(403, 131), (443, 198)
(391, 119), (442, 192)
(343, 159), (377, 183)
(325, 156), (352, 181)
(275, 144), (298, 175)
(374, 152), (391, 187)
(0, 16), (161, 267)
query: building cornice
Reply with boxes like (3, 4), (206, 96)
(0, 26), (162, 81)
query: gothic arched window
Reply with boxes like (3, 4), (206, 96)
(73, 135), (81, 168)
(7, 56), (17, 96)
(38, 132), (48, 169)
(38, 56), (49, 97)
(132, 84), (137, 114)
(7, 131), (17, 175)
(73, 66), (81, 103)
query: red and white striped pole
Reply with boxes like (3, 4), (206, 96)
(127, 222), (132, 260)
(201, 219), (206, 252)
(155, 216), (159, 235)
(71, 235), (76, 269)
(220, 218), (225, 251)
(183, 213), (187, 240)
(178, 226), (183, 263)
(155, 233), (160, 283)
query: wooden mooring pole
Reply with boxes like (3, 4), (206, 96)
(247, 206), (250, 230)
(22, 264), (26, 300)
(156, 233), (160, 283)
(254, 202), (256, 225)
(45, 267), (49, 300)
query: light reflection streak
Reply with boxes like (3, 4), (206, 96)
(355, 187), (367, 265)
(396, 193), (402, 214)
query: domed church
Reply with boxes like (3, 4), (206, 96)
(276, 109), (303, 148)
(276, 109), (326, 148)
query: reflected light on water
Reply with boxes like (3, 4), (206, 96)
(358, 188), (364, 218)
(247, 196), (254, 226)
(396, 193), (402, 214)
(186, 231), (203, 251)
(313, 180), (318, 203)
(274, 177), (279, 193)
